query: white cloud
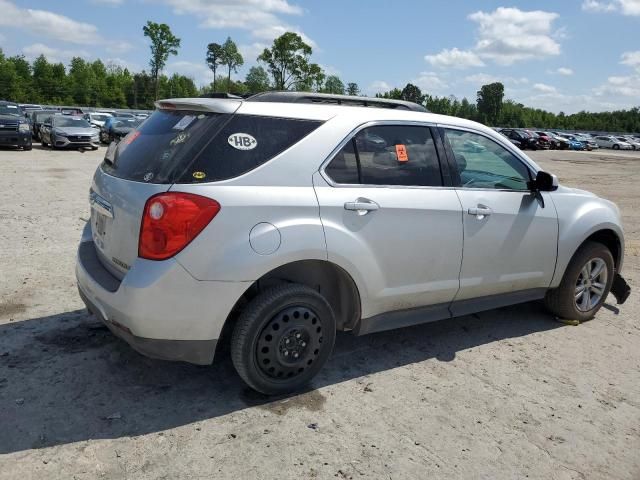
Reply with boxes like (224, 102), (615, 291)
(533, 83), (557, 93)
(554, 67), (574, 75)
(105, 41), (133, 54)
(156, 0), (315, 47)
(0, 0), (102, 45)
(582, 0), (617, 12)
(594, 74), (640, 97)
(621, 50), (640, 70)
(23, 43), (91, 63)
(166, 60), (214, 87)
(367, 80), (392, 95)
(464, 73), (529, 85)
(468, 8), (561, 65)
(411, 72), (448, 92)
(582, 0), (640, 15)
(424, 48), (484, 69)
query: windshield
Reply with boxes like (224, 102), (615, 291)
(91, 114), (110, 122)
(0, 104), (23, 117)
(113, 119), (141, 128)
(54, 117), (91, 128)
(34, 111), (56, 122)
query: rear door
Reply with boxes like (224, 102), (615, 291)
(314, 123), (463, 318)
(441, 127), (558, 306)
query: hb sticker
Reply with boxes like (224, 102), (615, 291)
(228, 133), (257, 150)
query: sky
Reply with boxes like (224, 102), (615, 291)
(0, 0), (639, 113)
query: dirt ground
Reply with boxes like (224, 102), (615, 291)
(0, 145), (638, 480)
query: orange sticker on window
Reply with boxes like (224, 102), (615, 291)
(395, 144), (408, 162)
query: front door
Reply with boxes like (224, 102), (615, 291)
(442, 127), (558, 304)
(314, 124), (463, 319)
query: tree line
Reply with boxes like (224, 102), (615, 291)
(1, 20), (638, 132)
(378, 82), (640, 133)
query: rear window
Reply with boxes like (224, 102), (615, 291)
(101, 110), (322, 184)
(179, 114), (322, 183)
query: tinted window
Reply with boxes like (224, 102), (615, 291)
(325, 125), (442, 187)
(444, 129), (531, 190)
(324, 139), (359, 184)
(182, 115), (322, 183)
(102, 111), (322, 184)
(103, 110), (227, 183)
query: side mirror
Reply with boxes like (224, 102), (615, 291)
(530, 170), (558, 192)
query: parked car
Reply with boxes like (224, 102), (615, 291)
(577, 135), (599, 151)
(100, 117), (141, 144)
(534, 131), (556, 148)
(594, 135), (633, 150)
(61, 107), (84, 116)
(499, 128), (538, 149)
(0, 101), (32, 150)
(76, 92), (630, 394)
(563, 135), (587, 151)
(546, 132), (570, 150)
(617, 136), (640, 150)
(40, 115), (100, 150)
(84, 112), (113, 129)
(135, 112), (150, 120)
(526, 130), (550, 149)
(30, 110), (59, 141)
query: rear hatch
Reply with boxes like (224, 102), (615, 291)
(90, 100), (240, 279)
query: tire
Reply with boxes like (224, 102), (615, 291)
(613, 144), (620, 150)
(23, 143), (32, 151)
(231, 284), (336, 395)
(544, 241), (614, 322)
(91, 146), (99, 151)
(41, 140), (48, 147)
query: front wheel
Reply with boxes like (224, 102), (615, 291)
(545, 241), (614, 322)
(231, 284), (336, 395)
(613, 144), (620, 150)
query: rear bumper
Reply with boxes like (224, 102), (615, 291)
(0, 131), (31, 147)
(75, 226), (251, 364)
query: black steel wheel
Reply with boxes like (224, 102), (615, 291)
(231, 284), (336, 395)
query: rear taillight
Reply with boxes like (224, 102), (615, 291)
(139, 192), (220, 260)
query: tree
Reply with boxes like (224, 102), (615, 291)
(295, 62), (324, 91)
(476, 82), (504, 126)
(322, 75), (345, 94)
(142, 21), (181, 100)
(400, 83), (423, 104)
(346, 82), (360, 96)
(206, 42), (223, 91)
(244, 66), (271, 93)
(258, 32), (313, 90)
(220, 37), (243, 91)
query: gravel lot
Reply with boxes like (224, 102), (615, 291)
(0, 145), (638, 480)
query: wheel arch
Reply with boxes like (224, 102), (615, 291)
(552, 225), (624, 288)
(215, 259), (362, 357)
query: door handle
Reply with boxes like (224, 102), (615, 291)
(467, 205), (492, 219)
(344, 199), (379, 215)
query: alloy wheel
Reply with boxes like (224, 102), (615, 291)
(575, 258), (608, 312)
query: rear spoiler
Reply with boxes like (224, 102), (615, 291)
(154, 98), (242, 114)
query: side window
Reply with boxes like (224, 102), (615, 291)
(324, 125), (443, 187)
(444, 129), (531, 191)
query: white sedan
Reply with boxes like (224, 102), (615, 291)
(593, 135), (633, 150)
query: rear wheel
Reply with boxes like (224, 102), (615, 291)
(23, 142), (32, 151)
(231, 284), (336, 395)
(613, 144), (620, 150)
(545, 241), (614, 322)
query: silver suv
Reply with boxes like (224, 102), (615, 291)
(76, 93), (630, 394)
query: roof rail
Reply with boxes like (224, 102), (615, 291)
(246, 91), (428, 112)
